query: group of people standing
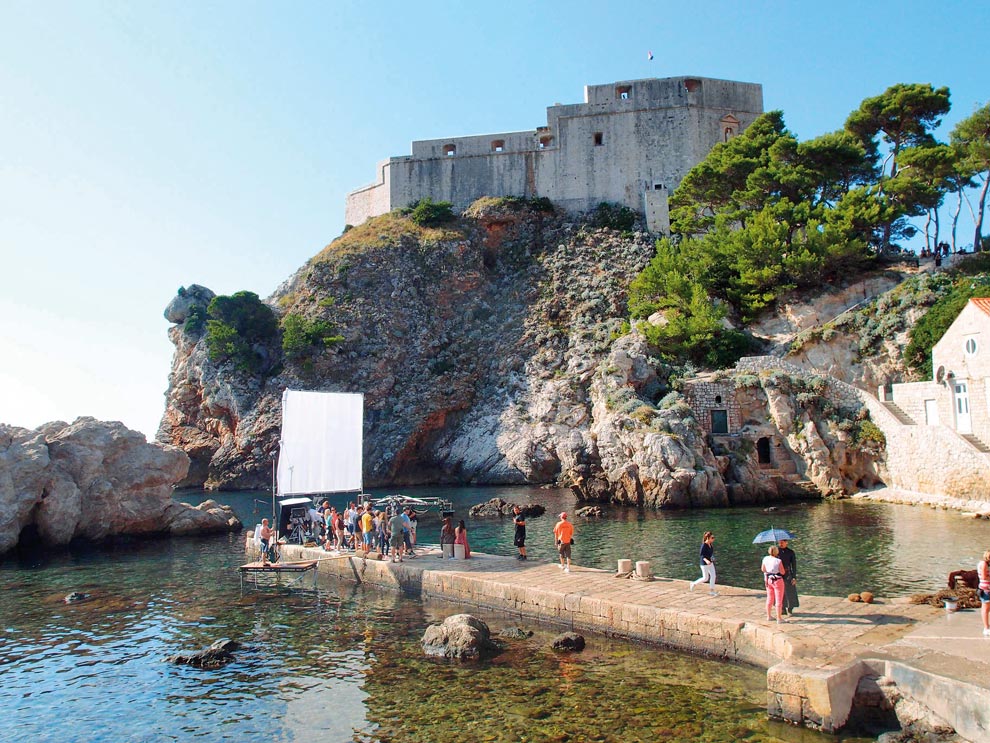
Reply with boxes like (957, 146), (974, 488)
(312, 501), (420, 562)
(689, 531), (799, 622)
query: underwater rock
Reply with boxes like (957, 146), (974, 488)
(575, 506), (605, 518)
(551, 632), (585, 652)
(166, 638), (239, 668)
(63, 592), (89, 604)
(422, 614), (498, 660)
(499, 626), (534, 639)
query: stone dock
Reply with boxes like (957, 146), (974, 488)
(252, 538), (990, 741)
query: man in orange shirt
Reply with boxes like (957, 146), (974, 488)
(553, 512), (574, 573)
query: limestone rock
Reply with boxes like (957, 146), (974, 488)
(164, 284), (215, 324)
(422, 614), (498, 660)
(469, 498), (545, 518)
(575, 505), (605, 518)
(155, 206), (886, 509)
(0, 418), (240, 556)
(550, 632), (585, 652)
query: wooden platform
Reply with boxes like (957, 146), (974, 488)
(238, 560), (318, 573)
(238, 560), (319, 590)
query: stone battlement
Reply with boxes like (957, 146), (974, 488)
(345, 76), (763, 233)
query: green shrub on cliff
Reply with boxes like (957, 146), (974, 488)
(589, 202), (638, 233)
(409, 198), (455, 227)
(629, 240), (756, 367)
(281, 313), (344, 360)
(204, 291), (278, 373)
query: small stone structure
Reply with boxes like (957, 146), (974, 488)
(346, 76), (764, 233)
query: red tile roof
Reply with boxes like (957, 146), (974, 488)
(971, 297), (990, 316)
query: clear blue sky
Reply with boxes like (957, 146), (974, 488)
(2, 1), (988, 439)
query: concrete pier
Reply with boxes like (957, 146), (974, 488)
(255, 539), (990, 741)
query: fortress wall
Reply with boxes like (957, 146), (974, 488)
(345, 160), (392, 226)
(388, 149), (545, 212)
(344, 76), (765, 225)
(410, 130), (537, 158)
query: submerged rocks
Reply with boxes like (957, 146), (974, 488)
(498, 626), (534, 639)
(575, 506), (605, 518)
(550, 632), (585, 652)
(469, 498), (545, 519)
(422, 614), (499, 660)
(0, 418), (241, 556)
(166, 638), (240, 668)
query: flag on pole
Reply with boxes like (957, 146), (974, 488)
(647, 51), (653, 61)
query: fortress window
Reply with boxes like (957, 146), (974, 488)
(724, 128), (734, 141)
(653, 182), (664, 191)
(539, 135), (553, 149)
(443, 144), (456, 157)
(616, 85), (632, 100)
(594, 132), (604, 146)
(491, 140), (505, 152)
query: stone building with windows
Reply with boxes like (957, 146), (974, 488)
(345, 76), (763, 233)
(884, 298), (990, 452)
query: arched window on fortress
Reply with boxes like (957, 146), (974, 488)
(491, 140), (505, 153)
(539, 135), (553, 149)
(720, 114), (740, 142)
(616, 85), (632, 100)
(443, 144), (456, 157)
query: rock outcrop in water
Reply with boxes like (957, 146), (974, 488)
(158, 201), (886, 505)
(422, 614), (499, 660)
(0, 418), (240, 555)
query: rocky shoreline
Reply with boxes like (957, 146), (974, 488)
(0, 417), (241, 556)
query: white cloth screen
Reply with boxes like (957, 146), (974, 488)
(277, 390), (363, 495)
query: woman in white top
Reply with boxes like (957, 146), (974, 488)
(762, 545), (787, 624)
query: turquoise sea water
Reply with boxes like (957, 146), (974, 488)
(2, 486), (988, 742)
(212, 485), (990, 597)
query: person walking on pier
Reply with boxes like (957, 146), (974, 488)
(979, 548), (990, 636)
(778, 538), (799, 616)
(690, 531), (717, 595)
(513, 505), (528, 561)
(762, 545), (787, 623)
(553, 512), (574, 573)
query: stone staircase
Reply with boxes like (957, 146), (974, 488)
(881, 401), (917, 425)
(961, 433), (990, 454)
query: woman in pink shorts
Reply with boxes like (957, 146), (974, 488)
(762, 545), (787, 623)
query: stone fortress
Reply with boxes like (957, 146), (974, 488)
(345, 76), (764, 233)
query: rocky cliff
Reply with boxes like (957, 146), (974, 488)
(159, 200), (884, 506)
(0, 418), (240, 555)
